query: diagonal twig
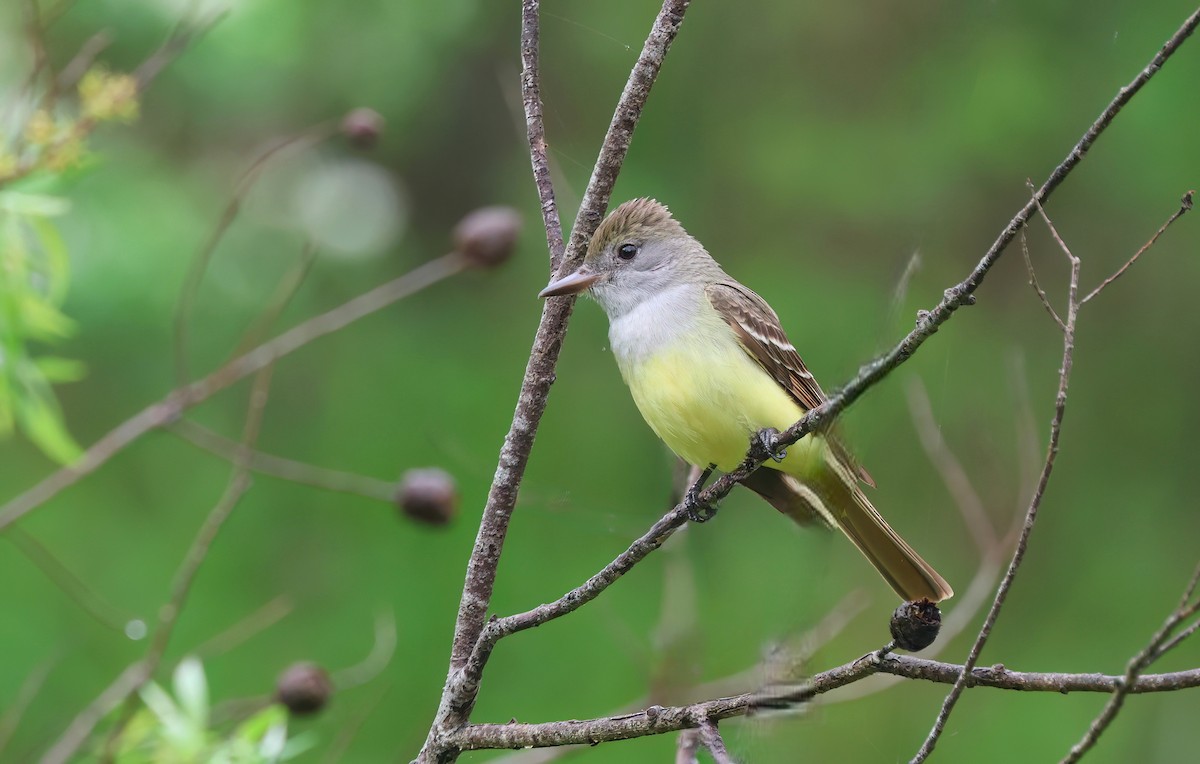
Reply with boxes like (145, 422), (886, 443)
(5, 528), (133, 632)
(1081, 190), (1194, 304)
(0, 653), (59, 759)
(910, 183), (1084, 764)
(415, 3), (692, 761)
(697, 720), (736, 764)
(169, 419), (396, 503)
(1060, 562), (1200, 763)
(675, 729), (701, 764)
(95, 364), (276, 760)
(1021, 226), (1067, 330)
(0, 252), (468, 534)
(174, 131), (332, 383)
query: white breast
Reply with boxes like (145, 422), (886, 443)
(607, 283), (704, 369)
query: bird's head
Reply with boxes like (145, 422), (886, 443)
(538, 198), (721, 317)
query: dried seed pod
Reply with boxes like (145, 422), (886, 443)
(276, 662), (333, 716)
(341, 107), (385, 149)
(889, 598), (942, 652)
(453, 206), (521, 268)
(396, 468), (458, 526)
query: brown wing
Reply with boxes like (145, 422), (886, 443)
(705, 281), (826, 410)
(705, 281), (875, 488)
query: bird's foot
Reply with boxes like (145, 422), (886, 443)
(752, 427), (788, 463)
(684, 464), (718, 523)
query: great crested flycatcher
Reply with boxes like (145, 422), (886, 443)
(539, 198), (953, 602)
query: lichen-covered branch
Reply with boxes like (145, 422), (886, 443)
(414, 3), (692, 762)
(448, 653), (1200, 752)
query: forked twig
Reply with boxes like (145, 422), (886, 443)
(1060, 563), (1200, 763)
(910, 184), (1083, 764)
(1021, 227), (1066, 330)
(1081, 191), (1194, 304)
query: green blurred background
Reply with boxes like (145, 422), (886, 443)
(2, 0), (1199, 761)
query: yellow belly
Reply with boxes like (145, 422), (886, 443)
(620, 341), (826, 475)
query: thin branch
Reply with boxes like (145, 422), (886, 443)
(97, 364), (275, 760)
(697, 720), (735, 764)
(1021, 227), (1066, 330)
(884, 249), (922, 335)
(1081, 190), (1194, 303)
(228, 239), (320, 357)
(905, 379), (996, 552)
(519, 1), (567, 271)
(0, 252), (467, 534)
(1151, 616), (1200, 662)
(675, 730), (701, 764)
(5, 527), (132, 632)
(38, 661), (149, 764)
(910, 186), (1083, 764)
(170, 419), (396, 503)
(464, 501), (695, 690)
(0, 653), (58, 759)
(448, 653), (1200, 752)
(55, 31), (113, 91)
(1060, 562), (1200, 763)
(416, 3), (692, 761)
(192, 595), (294, 659)
(321, 680), (394, 764)
(1009, 351), (1043, 523)
(132, 12), (225, 92)
(143, 474), (253, 682)
(331, 610), (398, 690)
(174, 133), (331, 383)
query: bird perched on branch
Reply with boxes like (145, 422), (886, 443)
(539, 198), (952, 603)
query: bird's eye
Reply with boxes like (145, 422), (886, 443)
(617, 243), (639, 260)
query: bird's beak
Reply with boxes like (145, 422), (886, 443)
(538, 267), (600, 298)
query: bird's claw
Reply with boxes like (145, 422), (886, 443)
(753, 427), (788, 463)
(684, 464), (718, 523)
(685, 496), (719, 523)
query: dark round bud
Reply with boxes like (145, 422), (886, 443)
(276, 662), (333, 716)
(340, 108), (385, 149)
(453, 206), (521, 269)
(396, 467), (458, 526)
(889, 599), (942, 652)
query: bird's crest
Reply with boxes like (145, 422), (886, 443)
(587, 198), (687, 260)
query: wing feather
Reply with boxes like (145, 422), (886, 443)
(705, 281), (875, 488)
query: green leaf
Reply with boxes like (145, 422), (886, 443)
(13, 372), (81, 464)
(137, 682), (190, 744)
(0, 364), (12, 434)
(172, 656), (210, 731)
(34, 355), (86, 383)
(0, 190), (71, 217)
(234, 704), (287, 744)
(278, 731), (318, 761)
(259, 722), (288, 763)
(14, 292), (75, 341)
(28, 215), (71, 303)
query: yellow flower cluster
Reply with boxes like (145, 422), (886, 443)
(78, 68), (140, 123)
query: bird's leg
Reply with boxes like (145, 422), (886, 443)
(751, 427), (788, 463)
(684, 463), (718, 523)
